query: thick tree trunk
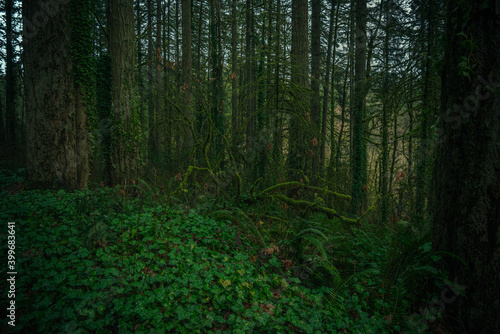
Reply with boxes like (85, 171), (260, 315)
(109, 0), (140, 185)
(23, 0), (77, 188)
(433, 1), (500, 332)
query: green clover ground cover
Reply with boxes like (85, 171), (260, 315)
(0, 187), (397, 333)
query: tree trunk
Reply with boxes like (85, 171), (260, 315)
(155, 0), (163, 159)
(415, 0), (434, 222)
(321, 0), (338, 177)
(310, 0), (321, 178)
(231, 0), (239, 150)
(289, 0), (309, 177)
(109, 0), (140, 185)
(6, 0), (16, 149)
(245, 0), (256, 180)
(433, 1), (500, 332)
(273, 0), (283, 165)
(23, 0), (78, 188)
(350, 0), (367, 215)
(181, 0), (193, 166)
(147, 0), (156, 163)
(69, 0), (94, 189)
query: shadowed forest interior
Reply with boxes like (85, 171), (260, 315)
(0, 0), (499, 333)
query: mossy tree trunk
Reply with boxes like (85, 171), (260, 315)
(109, 0), (141, 185)
(70, 0), (94, 189)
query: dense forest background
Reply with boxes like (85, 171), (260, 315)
(0, 0), (499, 333)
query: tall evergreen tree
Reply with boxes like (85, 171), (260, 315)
(289, 0), (309, 177)
(433, 0), (500, 331)
(23, 0), (79, 188)
(350, 0), (367, 215)
(109, 0), (141, 184)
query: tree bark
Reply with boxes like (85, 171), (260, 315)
(433, 1), (500, 332)
(310, 0), (321, 178)
(23, 0), (77, 188)
(181, 0), (193, 166)
(231, 0), (239, 150)
(6, 0), (16, 149)
(109, 0), (140, 184)
(350, 0), (367, 215)
(289, 0), (309, 177)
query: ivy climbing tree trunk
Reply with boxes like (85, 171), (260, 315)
(433, 0), (500, 332)
(109, 0), (141, 185)
(70, 0), (94, 189)
(23, 0), (78, 188)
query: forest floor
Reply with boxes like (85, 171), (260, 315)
(0, 167), (447, 333)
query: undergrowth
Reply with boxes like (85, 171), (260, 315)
(0, 174), (448, 333)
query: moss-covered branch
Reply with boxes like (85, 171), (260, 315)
(260, 181), (351, 201)
(271, 194), (358, 225)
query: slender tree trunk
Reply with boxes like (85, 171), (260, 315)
(136, 0), (145, 134)
(310, 0), (321, 178)
(6, 0), (16, 149)
(380, 0), (391, 223)
(147, 0), (157, 162)
(155, 0), (163, 158)
(231, 0), (239, 150)
(245, 0), (256, 179)
(433, 1), (500, 332)
(321, 0), (338, 177)
(333, 63), (349, 181)
(350, 0), (367, 215)
(289, 0), (309, 177)
(181, 0), (193, 166)
(273, 0), (282, 166)
(209, 0), (224, 166)
(415, 0), (433, 221)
